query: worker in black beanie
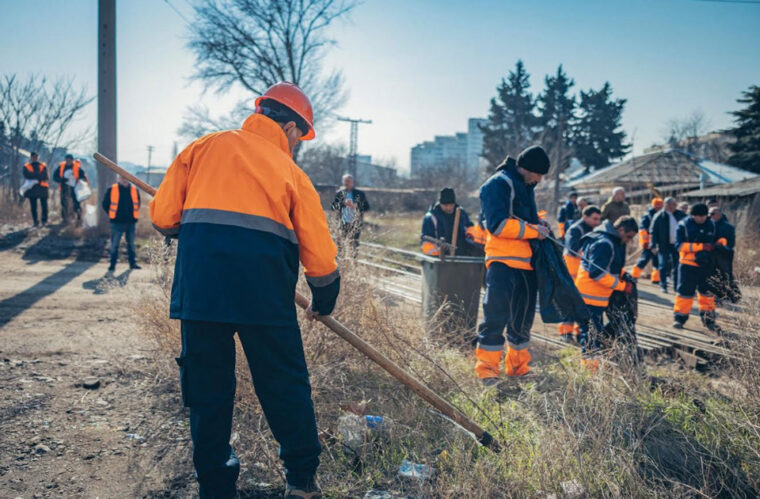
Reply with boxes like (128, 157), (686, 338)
(673, 202), (721, 332)
(420, 187), (477, 257)
(474, 145), (551, 385)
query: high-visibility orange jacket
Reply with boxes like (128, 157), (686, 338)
(466, 223), (487, 246)
(53, 160), (87, 190)
(23, 162), (50, 191)
(676, 217), (717, 267)
(479, 158), (541, 270)
(149, 113), (339, 326)
(637, 206), (657, 249)
(574, 221), (627, 308)
(563, 219), (592, 278)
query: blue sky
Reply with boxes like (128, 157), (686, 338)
(1, 0), (759, 172)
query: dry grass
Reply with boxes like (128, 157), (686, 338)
(130, 234), (760, 497)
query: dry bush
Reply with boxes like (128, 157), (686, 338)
(733, 234), (760, 287)
(0, 192), (34, 224)
(130, 234), (760, 497)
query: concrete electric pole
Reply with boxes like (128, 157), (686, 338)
(336, 116), (372, 183)
(146, 145), (154, 186)
(97, 0), (117, 232)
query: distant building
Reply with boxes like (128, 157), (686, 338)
(341, 155), (397, 187)
(410, 118), (486, 178)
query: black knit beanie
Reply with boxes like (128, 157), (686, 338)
(516, 145), (550, 175)
(690, 203), (708, 216)
(439, 187), (456, 204)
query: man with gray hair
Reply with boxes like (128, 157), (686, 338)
(650, 197), (686, 293)
(600, 186), (630, 223)
(331, 173), (370, 257)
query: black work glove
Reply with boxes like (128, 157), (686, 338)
(307, 276), (341, 316)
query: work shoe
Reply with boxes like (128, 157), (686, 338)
(285, 480), (322, 498)
(660, 288), (668, 294)
(107, 265), (116, 273)
(672, 321), (683, 329)
(130, 263), (142, 270)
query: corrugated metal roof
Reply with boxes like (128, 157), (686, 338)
(569, 149), (756, 188)
(683, 176), (760, 198)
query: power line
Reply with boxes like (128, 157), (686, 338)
(163, 0), (192, 25)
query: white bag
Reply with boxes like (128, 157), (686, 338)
(19, 179), (38, 197)
(82, 204), (97, 229)
(74, 180), (92, 202)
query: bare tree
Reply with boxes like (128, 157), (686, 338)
(182, 0), (356, 144)
(0, 74), (93, 200)
(663, 109), (712, 153)
(298, 142), (347, 184)
(410, 158), (480, 194)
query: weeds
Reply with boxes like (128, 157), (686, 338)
(131, 234), (760, 497)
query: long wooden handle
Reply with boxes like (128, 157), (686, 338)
(92, 152), (500, 451)
(293, 291), (498, 450)
(450, 207), (461, 257)
(94, 152), (157, 196)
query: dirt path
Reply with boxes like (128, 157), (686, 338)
(0, 250), (190, 498)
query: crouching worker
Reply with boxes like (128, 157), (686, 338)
(475, 146), (551, 385)
(575, 216), (638, 370)
(150, 82), (339, 499)
(673, 203), (719, 332)
(631, 197), (663, 283)
(557, 205), (602, 342)
(420, 187), (477, 256)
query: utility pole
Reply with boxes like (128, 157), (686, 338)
(336, 116), (372, 183)
(97, 0), (117, 232)
(146, 145), (154, 186)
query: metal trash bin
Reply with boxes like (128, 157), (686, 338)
(420, 254), (484, 333)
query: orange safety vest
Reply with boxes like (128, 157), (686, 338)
(638, 228), (650, 249)
(109, 183), (140, 220)
(58, 160), (81, 190)
(24, 162), (50, 188)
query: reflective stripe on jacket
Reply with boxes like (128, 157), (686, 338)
(480, 157), (540, 270)
(420, 203), (473, 256)
(676, 217), (716, 267)
(638, 207), (657, 248)
(574, 221), (626, 307)
(109, 183), (140, 220)
(563, 220), (591, 277)
(149, 113), (338, 326)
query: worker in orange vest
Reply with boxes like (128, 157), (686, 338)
(574, 216), (638, 370)
(475, 146), (551, 385)
(673, 203), (721, 332)
(150, 82), (338, 499)
(53, 153), (88, 223)
(557, 204), (602, 342)
(630, 197), (663, 283)
(101, 176), (141, 272)
(22, 152), (50, 226)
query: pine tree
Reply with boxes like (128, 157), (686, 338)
(727, 85), (760, 174)
(571, 82), (630, 174)
(537, 65), (576, 211)
(480, 60), (538, 173)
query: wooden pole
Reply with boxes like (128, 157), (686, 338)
(92, 152), (500, 452)
(450, 207), (461, 257)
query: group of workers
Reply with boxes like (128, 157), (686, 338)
(133, 81), (739, 498)
(416, 154), (736, 381)
(22, 152), (141, 272)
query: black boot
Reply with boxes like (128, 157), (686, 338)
(700, 311), (722, 334)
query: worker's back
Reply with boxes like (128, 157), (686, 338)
(150, 113), (338, 327)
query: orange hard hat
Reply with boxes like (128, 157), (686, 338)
(255, 82), (315, 140)
(652, 197), (663, 209)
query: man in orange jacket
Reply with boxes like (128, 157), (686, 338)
(150, 82), (338, 499)
(575, 216), (638, 369)
(475, 146), (551, 385)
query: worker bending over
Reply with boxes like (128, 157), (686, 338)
(150, 82), (339, 499)
(575, 216), (638, 370)
(630, 197), (663, 283)
(557, 205), (602, 342)
(420, 187), (477, 256)
(673, 203), (720, 332)
(475, 146), (551, 385)
(557, 191), (579, 238)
